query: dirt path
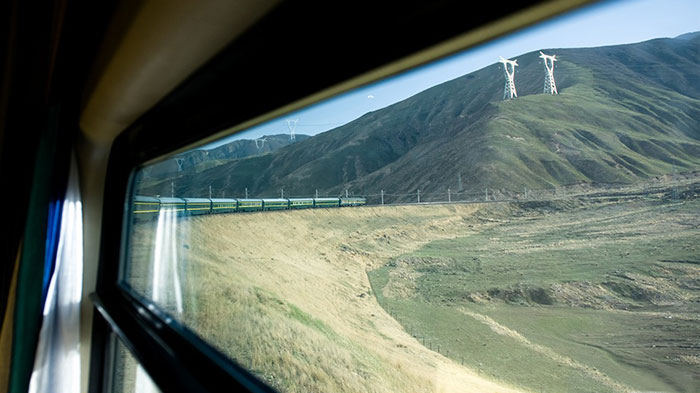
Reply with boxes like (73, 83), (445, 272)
(459, 309), (632, 393)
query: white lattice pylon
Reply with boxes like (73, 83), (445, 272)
(539, 51), (558, 95)
(499, 57), (518, 100)
(287, 119), (298, 141)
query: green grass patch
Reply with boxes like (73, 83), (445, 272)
(286, 303), (337, 338)
(369, 198), (700, 393)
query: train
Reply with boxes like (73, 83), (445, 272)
(132, 195), (366, 219)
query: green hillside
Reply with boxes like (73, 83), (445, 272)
(139, 34), (700, 200)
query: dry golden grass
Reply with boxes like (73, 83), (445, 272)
(128, 204), (526, 393)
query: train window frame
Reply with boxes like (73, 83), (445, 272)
(87, 1), (595, 392)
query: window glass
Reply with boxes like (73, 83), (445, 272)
(121, 1), (700, 392)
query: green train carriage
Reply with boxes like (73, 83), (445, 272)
(340, 197), (366, 207)
(237, 198), (263, 212)
(262, 198), (289, 211)
(288, 198), (314, 209)
(133, 196), (160, 220)
(158, 197), (187, 217)
(184, 197), (212, 216)
(313, 198), (340, 208)
(210, 198), (237, 214)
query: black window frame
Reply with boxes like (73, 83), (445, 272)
(87, 1), (594, 392)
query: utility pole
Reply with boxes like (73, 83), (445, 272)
(485, 188), (488, 201)
(281, 188), (284, 198)
(245, 187), (248, 199)
(315, 189), (318, 199)
(381, 190), (384, 206)
(448, 188), (451, 202)
(209, 185), (212, 199)
(417, 189), (421, 204)
(171, 182), (174, 197)
(346, 189), (349, 198)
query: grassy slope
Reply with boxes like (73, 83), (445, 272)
(480, 77), (700, 188)
(369, 196), (700, 393)
(138, 37), (700, 200)
(127, 204), (527, 393)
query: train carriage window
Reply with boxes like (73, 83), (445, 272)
(101, 1), (700, 393)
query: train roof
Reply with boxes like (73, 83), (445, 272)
(261, 198), (288, 202)
(157, 197), (186, 203)
(209, 198), (237, 203)
(183, 197), (211, 202)
(134, 195), (159, 202)
(314, 197), (340, 201)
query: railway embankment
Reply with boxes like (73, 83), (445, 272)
(128, 203), (525, 393)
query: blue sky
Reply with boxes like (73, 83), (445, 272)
(206, 0), (699, 148)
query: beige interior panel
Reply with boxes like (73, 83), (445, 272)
(80, 0), (279, 146)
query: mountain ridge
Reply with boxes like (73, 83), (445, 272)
(138, 133), (309, 183)
(139, 34), (700, 201)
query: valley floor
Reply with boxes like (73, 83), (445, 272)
(127, 184), (699, 393)
(370, 196), (699, 393)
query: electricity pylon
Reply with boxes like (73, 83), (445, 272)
(254, 137), (266, 150)
(539, 51), (558, 95)
(287, 119), (298, 141)
(499, 57), (518, 100)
